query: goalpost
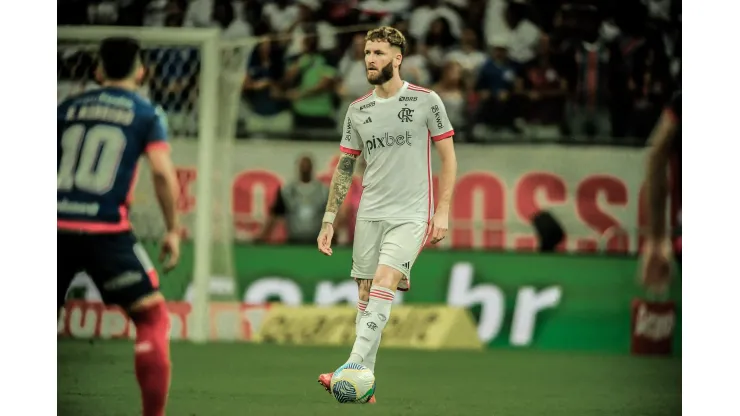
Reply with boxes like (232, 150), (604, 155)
(57, 26), (253, 343)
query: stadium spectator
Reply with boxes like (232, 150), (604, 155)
(144, 0), (186, 27)
(283, 35), (338, 129)
(183, 0), (246, 28)
(256, 155), (329, 245)
(444, 28), (487, 84)
(433, 61), (467, 129)
(457, 0), (487, 36)
(557, 6), (627, 140)
(409, 0), (464, 41)
(422, 17), (457, 82)
(212, 0), (252, 38)
(645, 0), (675, 22)
(521, 35), (567, 128)
(57, 0), (681, 143)
(86, 0), (120, 25)
(399, 37), (432, 87)
(474, 36), (521, 132)
(262, 0), (301, 33)
(485, 1), (541, 71)
(243, 38), (292, 133)
(284, 0), (338, 60)
(357, 0), (413, 26)
(336, 32), (373, 128)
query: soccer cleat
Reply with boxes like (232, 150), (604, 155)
(317, 372), (333, 394)
(317, 372), (376, 403)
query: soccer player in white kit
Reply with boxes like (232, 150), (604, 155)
(316, 26), (458, 403)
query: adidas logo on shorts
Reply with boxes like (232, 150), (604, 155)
(401, 261), (410, 270)
(363, 117), (372, 124)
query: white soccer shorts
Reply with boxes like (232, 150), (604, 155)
(350, 219), (429, 291)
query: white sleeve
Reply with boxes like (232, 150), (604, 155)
(427, 92), (455, 142)
(340, 107), (363, 155)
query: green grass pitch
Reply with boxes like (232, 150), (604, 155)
(58, 340), (680, 416)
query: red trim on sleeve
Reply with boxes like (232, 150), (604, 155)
(351, 92), (373, 105)
(432, 130), (454, 142)
(146, 142), (171, 153)
(408, 84), (431, 93)
(340, 145), (361, 156)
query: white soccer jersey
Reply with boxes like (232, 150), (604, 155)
(340, 81), (454, 222)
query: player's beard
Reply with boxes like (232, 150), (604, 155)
(367, 61), (394, 85)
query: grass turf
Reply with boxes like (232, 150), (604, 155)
(58, 340), (680, 416)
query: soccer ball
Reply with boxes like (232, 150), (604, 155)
(330, 363), (376, 404)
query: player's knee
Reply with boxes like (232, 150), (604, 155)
(130, 296), (170, 337)
(130, 292), (165, 313)
(372, 265), (404, 290)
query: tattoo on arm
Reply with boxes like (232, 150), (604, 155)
(325, 153), (358, 214)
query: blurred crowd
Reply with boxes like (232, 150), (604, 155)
(58, 0), (681, 144)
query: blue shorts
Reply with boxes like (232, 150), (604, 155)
(57, 231), (159, 309)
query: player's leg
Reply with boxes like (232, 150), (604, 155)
(129, 293), (171, 416)
(355, 278), (381, 371)
(347, 264), (401, 365)
(86, 232), (170, 416)
(57, 232), (84, 317)
(346, 220), (385, 367)
(348, 220), (428, 366)
(356, 279), (370, 334)
(318, 220), (380, 396)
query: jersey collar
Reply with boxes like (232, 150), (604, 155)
(372, 81), (409, 103)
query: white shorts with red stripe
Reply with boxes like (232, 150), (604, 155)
(350, 219), (428, 291)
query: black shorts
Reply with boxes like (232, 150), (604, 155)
(57, 231), (159, 309)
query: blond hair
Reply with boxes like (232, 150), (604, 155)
(365, 26), (407, 55)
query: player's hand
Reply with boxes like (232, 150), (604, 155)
(159, 231), (181, 273)
(317, 223), (334, 256)
(640, 238), (673, 295)
(428, 211), (449, 245)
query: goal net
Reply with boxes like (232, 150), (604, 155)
(57, 26), (256, 342)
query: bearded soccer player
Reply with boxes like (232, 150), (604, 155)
(642, 90), (681, 294)
(57, 37), (180, 416)
(315, 26), (458, 403)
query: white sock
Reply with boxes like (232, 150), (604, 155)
(348, 286), (394, 365)
(355, 300), (381, 372)
(364, 333), (381, 373)
(355, 300), (368, 334)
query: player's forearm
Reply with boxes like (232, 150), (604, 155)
(646, 150), (669, 240)
(324, 153), (358, 222)
(153, 173), (180, 233)
(644, 113), (677, 240)
(436, 153), (457, 214)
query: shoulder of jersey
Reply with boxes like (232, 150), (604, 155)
(348, 90), (374, 111)
(129, 91), (156, 109)
(131, 94), (165, 120)
(402, 83), (436, 105)
(406, 83), (433, 97)
(58, 88), (100, 108)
